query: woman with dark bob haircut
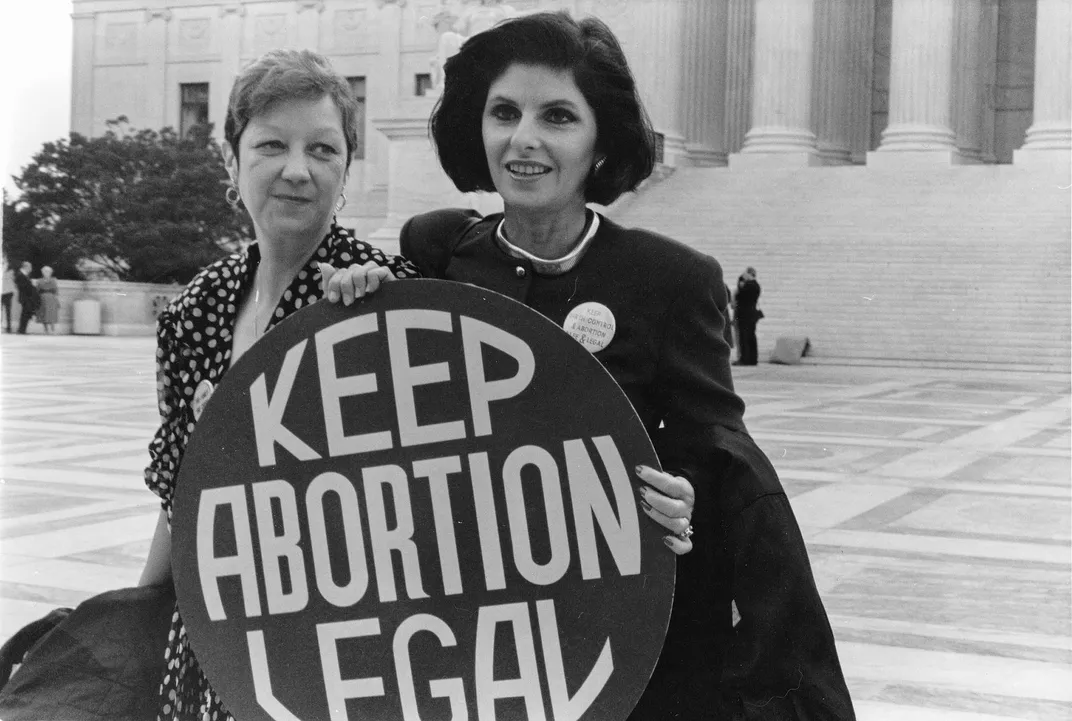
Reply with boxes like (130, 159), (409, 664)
(326, 10), (854, 720)
(139, 49), (416, 721)
(429, 10), (655, 207)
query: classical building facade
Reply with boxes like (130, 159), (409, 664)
(70, 0), (1068, 189)
(69, 0), (1070, 368)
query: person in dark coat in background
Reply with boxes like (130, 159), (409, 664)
(14, 262), (38, 335)
(734, 266), (762, 365)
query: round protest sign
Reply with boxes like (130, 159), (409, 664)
(171, 280), (675, 721)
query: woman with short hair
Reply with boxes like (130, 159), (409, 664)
(329, 11), (854, 719)
(34, 266), (59, 334)
(138, 48), (417, 721)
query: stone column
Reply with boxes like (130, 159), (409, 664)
(70, 12), (96, 136)
(869, 0), (966, 165)
(144, 10), (171, 131)
(731, 0), (820, 168)
(952, 0), (986, 163)
(296, 0), (324, 50)
(1015, 0), (1072, 163)
(214, 4), (246, 144)
(649, 0), (687, 165)
(367, 0), (408, 230)
(682, 0), (728, 166)
(812, 0), (872, 165)
(847, 0), (876, 162)
(723, 0), (754, 154)
(976, 0), (1000, 164)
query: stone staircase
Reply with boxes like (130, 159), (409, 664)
(611, 164), (1071, 373)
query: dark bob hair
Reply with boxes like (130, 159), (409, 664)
(430, 11), (656, 206)
(224, 49), (359, 164)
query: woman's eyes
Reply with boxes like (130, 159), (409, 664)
(311, 143), (340, 156)
(254, 140), (340, 156)
(545, 108), (577, 124)
(488, 105), (578, 125)
(489, 104), (519, 121)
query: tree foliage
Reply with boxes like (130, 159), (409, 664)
(3, 118), (251, 283)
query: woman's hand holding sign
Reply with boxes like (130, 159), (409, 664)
(635, 465), (695, 555)
(318, 261), (395, 305)
(319, 265), (697, 557)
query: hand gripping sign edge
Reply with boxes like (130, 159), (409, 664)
(171, 279), (676, 721)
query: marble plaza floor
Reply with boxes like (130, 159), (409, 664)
(0, 334), (1069, 720)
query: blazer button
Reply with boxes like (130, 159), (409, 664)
(515, 266), (527, 278)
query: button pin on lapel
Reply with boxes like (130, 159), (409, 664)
(192, 380), (215, 421)
(563, 302), (616, 353)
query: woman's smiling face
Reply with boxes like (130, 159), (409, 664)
(482, 63), (599, 214)
(226, 94), (349, 248)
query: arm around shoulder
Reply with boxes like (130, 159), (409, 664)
(399, 209), (482, 277)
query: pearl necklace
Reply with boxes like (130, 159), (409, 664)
(494, 211), (601, 276)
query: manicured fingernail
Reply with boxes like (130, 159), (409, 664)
(635, 465), (645, 475)
(639, 498), (653, 512)
(662, 536), (675, 549)
(636, 485), (647, 498)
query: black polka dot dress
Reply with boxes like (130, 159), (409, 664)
(144, 225), (418, 720)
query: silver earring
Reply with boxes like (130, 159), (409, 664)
(593, 156), (606, 173)
(225, 184), (241, 208)
(335, 193), (347, 212)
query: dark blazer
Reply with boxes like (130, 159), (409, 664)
(14, 271), (36, 309)
(735, 276), (762, 323)
(402, 209), (855, 720)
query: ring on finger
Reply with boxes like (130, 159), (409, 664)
(678, 524), (694, 541)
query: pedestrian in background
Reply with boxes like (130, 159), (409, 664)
(1, 263), (14, 333)
(734, 266), (762, 366)
(35, 266), (59, 334)
(14, 262), (37, 335)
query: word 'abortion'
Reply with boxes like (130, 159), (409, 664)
(198, 441), (640, 618)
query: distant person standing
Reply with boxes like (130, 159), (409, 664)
(1, 263), (14, 333)
(734, 266), (762, 365)
(35, 266), (59, 334)
(14, 262), (37, 335)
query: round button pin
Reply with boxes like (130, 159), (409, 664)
(192, 379), (215, 421)
(563, 302), (616, 353)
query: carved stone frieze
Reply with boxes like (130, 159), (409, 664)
(253, 13), (288, 52)
(333, 8), (373, 50)
(103, 22), (139, 59)
(177, 17), (212, 53)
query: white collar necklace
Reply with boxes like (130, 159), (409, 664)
(494, 211), (601, 276)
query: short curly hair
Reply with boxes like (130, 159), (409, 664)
(224, 49), (359, 164)
(430, 12), (656, 206)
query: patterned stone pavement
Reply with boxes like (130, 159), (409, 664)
(1, 334), (1069, 720)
